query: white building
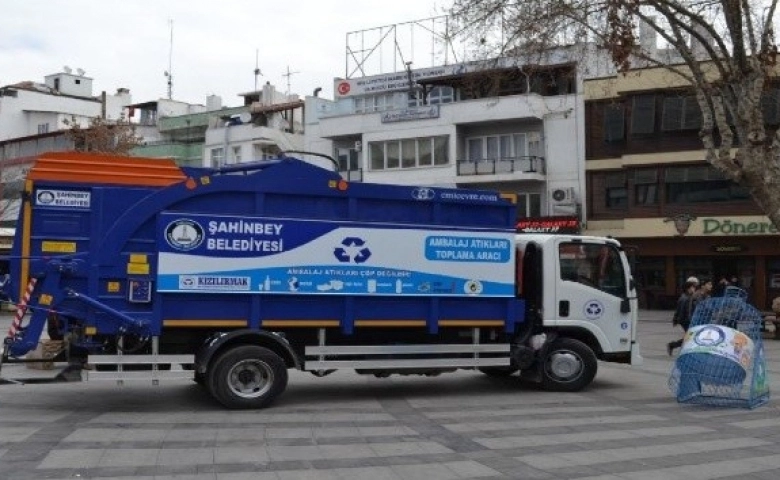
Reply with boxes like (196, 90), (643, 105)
(203, 82), (304, 168)
(0, 68), (132, 142)
(304, 47), (601, 222)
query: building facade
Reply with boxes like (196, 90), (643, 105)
(203, 82), (305, 168)
(582, 67), (780, 310)
(303, 43), (610, 225)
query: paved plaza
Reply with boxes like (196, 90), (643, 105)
(1, 310), (780, 479)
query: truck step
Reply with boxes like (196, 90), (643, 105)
(304, 343), (511, 370)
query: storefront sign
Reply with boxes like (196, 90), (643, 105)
(381, 106), (439, 123)
(710, 244), (747, 253)
(702, 219), (778, 235)
(517, 216), (580, 234)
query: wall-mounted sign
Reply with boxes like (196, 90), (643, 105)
(335, 66), (455, 97)
(380, 106), (440, 123)
(517, 216), (580, 234)
(710, 244), (747, 253)
(702, 219), (778, 235)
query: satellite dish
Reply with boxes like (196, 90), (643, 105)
(63, 66), (72, 74)
(239, 112), (252, 123)
(76, 68), (85, 76)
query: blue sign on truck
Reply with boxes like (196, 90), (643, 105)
(157, 213), (515, 297)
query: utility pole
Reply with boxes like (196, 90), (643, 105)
(164, 19), (174, 99)
(254, 49), (262, 92)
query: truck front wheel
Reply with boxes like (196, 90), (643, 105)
(208, 345), (288, 409)
(540, 338), (597, 392)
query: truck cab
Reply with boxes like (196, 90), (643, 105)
(517, 234), (643, 373)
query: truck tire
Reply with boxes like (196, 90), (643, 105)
(208, 345), (288, 409)
(540, 338), (597, 392)
(478, 367), (519, 377)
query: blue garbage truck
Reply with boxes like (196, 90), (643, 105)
(0, 151), (642, 408)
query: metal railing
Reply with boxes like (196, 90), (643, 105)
(456, 156), (546, 176)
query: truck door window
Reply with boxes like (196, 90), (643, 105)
(559, 243), (626, 297)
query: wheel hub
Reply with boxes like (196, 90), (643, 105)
(227, 360), (273, 398)
(548, 351), (582, 380)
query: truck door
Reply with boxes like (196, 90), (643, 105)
(555, 239), (633, 353)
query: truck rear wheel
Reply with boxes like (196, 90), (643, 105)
(541, 338), (597, 392)
(208, 345), (288, 409)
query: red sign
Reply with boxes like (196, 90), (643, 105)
(337, 81), (351, 96)
(516, 216), (580, 234)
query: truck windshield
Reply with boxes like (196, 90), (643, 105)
(559, 242), (626, 297)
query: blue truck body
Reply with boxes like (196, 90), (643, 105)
(2, 152), (542, 408)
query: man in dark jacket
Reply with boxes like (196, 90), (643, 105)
(667, 280), (698, 356)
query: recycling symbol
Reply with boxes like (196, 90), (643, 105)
(583, 300), (604, 320)
(334, 237), (372, 263)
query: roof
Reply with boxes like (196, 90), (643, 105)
(249, 100), (305, 114)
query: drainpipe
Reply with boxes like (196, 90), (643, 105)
(223, 120), (231, 167)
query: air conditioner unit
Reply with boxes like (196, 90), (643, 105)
(354, 140), (362, 152)
(550, 187), (576, 205)
(528, 132), (541, 142)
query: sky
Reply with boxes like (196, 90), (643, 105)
(0, 0), (449, 107)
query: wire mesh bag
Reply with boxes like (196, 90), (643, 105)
(669, 287), (770, 408)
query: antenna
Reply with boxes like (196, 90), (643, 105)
(164, 19), (174, 99)
(282, 65), (299, 95)
(254, 49), (262, 91)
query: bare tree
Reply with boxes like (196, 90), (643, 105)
(449, 0), (780, 225)
(64, 115), (142, 155)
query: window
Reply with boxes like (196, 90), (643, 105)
(354, 93), (396, 113)
(633, 169), (658, 206)
(428, 86), (454, 105)
(605, 172), (627, 208)
(762, 88), (780, 125)
(231, 146), (242, 163)
(336, 147), (359, 171)
(631, 94), (656, 135)
(662, 95), (702, 131)
(604, 104), (625, 142)
(516, 193), (542, 218)
(665, 165), (750, 203)
(559, 243), (627, 297)
(37, 123), (50, 135)
(210, 147), (224, 167)
(408, 86), (455, 107)
(465, 133), (528, 161)
(368, 136), (449, 170)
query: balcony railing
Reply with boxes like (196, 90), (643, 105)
(457, 156), (546, 176)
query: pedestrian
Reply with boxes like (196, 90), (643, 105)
(693, 278), (713, 303)
(713, 276), (730, 297)
(667, 280), (698, 356)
